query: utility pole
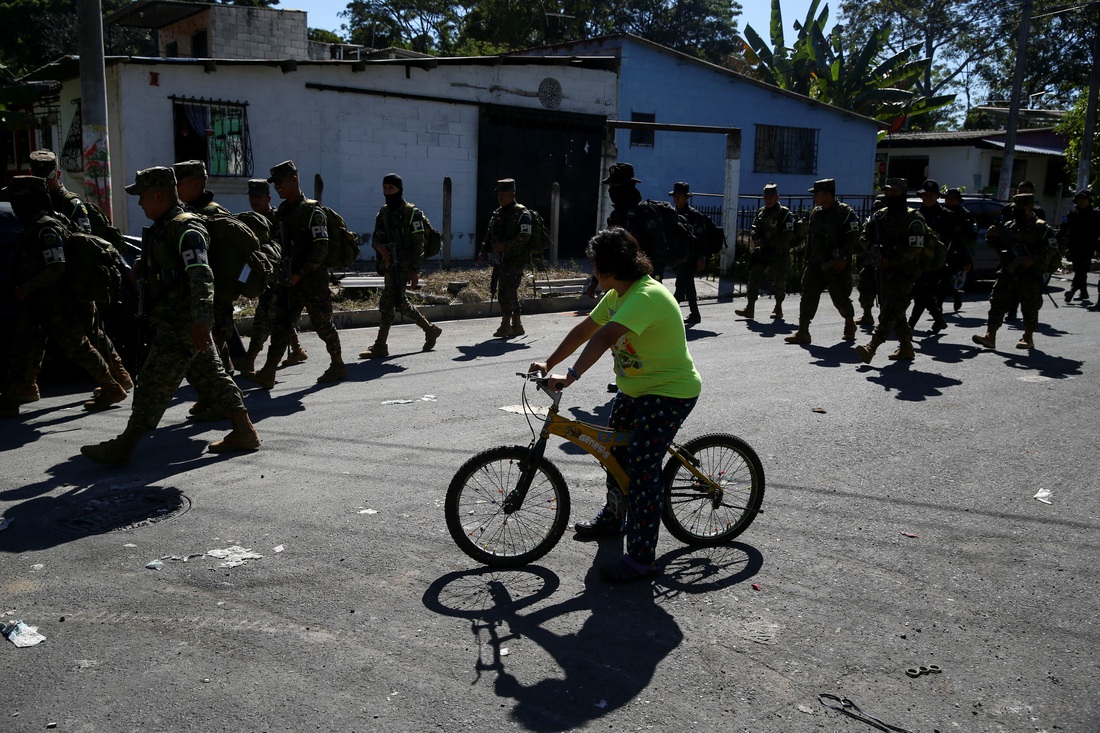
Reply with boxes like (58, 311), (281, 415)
(77, 0), (113, 219)
(1078, 10), (1100, 191)
(997, 0), (1033, 201)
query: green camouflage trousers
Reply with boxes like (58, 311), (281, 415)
(745, 247), (790, 303)
(497, 260), (525, 316)
(7, 297), (109, 388)
(798, 262), (855, 323)
(379, 266), (427, 328)
(127, 313), (245, 433)
(871, 273), (917, 345)
(268, 270), (341, 360)
(986, 269), (1045, 333)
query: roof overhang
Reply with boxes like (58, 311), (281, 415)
(106, 0), (212, 29)
(977, 140), (1065, 157)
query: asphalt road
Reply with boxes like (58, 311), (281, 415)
(1, 275), (1098, 733)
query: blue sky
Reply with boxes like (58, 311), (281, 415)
(291, 0), (827, 44)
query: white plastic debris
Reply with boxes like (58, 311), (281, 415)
(500, 647), (510, 656)
(145, 560), (164, 570)
(1033, 488), (1053, 504)
(273, 545), (285, 553)
(3, 621), (46, 647)
(206, 545), (263, 568)
(381, 399), (414, 405)
(358, 509), (379, 515)
(594, 700), (608, 709)
(419, 395), (437, 402)
(0, 517), (12, 531)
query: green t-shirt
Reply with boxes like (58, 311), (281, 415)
(590, 275), (702, 399)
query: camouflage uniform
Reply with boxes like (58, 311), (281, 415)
(481, 202), (532, 317)
(856, 194), (928, 362)
(787, 197), (859, 342)
(743, 201), (794, 316)
(361, 198), (442, 355)
(974, 203), (1057, 349)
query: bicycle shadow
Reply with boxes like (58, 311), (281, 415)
(422, 541), (763, 731)
(453, 340), (532, 362)
(423, 544), (674, 731)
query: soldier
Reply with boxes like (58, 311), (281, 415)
(478, 178), (532, 338)
(997, 181), (1046, 324)
(941, 188), (976, 312)
(785, 178), (860, 344)
(0, 177), (129, 418)
(80, 167), (260, 465)
(359, 173), (443, 358)
(604, 163), (668, 279)
(854, 198), (886, 327)
(668, 181), (710, 325)
(239, 178), (307, 372)
(972, 193), (1057, 350)
(245, 160), (347, 387)
(736, 182), (794, 321)
(908, 179), (955, 334)
(28, 149), (91, 232)
(854, 178), (929, 363)
(1060, 190), (1100, 305)
(23, 150), (133, 403)
(173, 160), (232, 218)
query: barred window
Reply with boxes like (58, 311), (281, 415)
(630, 112), (655, 147)
(171, 96), (253, 177)
(754, 124), (818, 175)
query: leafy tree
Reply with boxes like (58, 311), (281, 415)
(1057, 95), (1100, 188)
(739, 0), (955, 130)
(309, 28), (346, 44)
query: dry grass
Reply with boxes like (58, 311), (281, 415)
(235, 262), (589, 316)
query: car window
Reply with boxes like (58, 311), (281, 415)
(0, 202), (23, 245)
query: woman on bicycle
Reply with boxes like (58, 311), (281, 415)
(530, 227), (701, 582)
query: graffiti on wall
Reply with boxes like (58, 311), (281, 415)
(82, 124), (112, 219)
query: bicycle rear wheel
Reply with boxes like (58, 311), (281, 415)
(661, 433), (764, 546)
(445, 445), (571, 567)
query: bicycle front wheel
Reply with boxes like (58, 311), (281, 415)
(661, 433), (765, 546)
(445, 445), (571, 567)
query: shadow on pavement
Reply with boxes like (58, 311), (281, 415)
(859, 361), (963, 401)
(806, 341), (855, 369)
(453, 339), (532, 362)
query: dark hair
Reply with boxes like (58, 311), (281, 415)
(586, 227), (653, 281)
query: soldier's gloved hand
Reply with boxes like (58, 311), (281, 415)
(191, 323), (212, 352)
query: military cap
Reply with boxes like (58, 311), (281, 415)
(0, 175), (48, 201)
(945, 187), (963, 198)
(124, 167), (177, 195)
(495, 178), (516, 193)
(1072, 189), (1092, 202)
(267, 160), (298, 183)
(172, 160), (207, 180)
(603, 162), (641, 186)
(247, 179), (270, 196)
(762, 182), (779, 196)
(1012, 192), (1036, 207)
(668, 181), (692, 196)
(884, 178), (908, 193)
(920, 179), (940, 195)
(808, 178), (835, 193)
(1015, 180), (1036, 192)
(28, 149), (58, 177)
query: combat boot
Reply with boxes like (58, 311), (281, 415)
(14, 382), (40, 404)
(245, 364), (277, 390)
(843, 318), (857, 340)
(493, 316), (514, 338)
(317, 360), (348, 384)
(239, 342), (263, 374)
(84, 373), (128, 412)
(734, 300), (755, 319)
(360, 326), (390, 359)
(107, 353), (133, 391)
(207, 410), (261, 454)
(81, 427), (144, 466)
(770, 302), (783, 320)
(1065, 288), (1075, 303)
(282, 343), (309, 367)
(854, 340), (878, 364)
(423, 323), (443, 350)
(1016, 331), (1035, 350)
(784, 321), (811, 344)
(511, 314), (525, 336)
(971, 332), (996, 349)
(888, 336), (916, 360)
(857, 309), (875, 326)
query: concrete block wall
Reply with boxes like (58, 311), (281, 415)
(209, 6), (310, 60)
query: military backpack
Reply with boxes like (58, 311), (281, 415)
(234, 210), (282, 297)
(62, 230), (125, 304)
(526, 209), (552, 258)
(190, 212), (266, 299)
(320, 205), (361, 269)
(422, 212), (443, 259)
(642, 200), (695, 267)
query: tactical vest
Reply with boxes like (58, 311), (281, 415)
(144, 208), (210, 304)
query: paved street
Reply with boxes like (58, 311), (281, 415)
(2, 275), (1098, 733)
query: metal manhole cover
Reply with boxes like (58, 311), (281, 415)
(48, 488), (191, 534)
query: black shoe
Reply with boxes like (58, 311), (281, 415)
(953, 292), (963, 312)
(1065, 290), (1074, 303)
(684, 313), (701, 326)
(574, 517), (624, 539)
(606, 382), (618, 394)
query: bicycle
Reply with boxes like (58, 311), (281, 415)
(445, 373), (765, 567)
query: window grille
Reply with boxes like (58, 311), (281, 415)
(171, 96), (253, 177)
(754, 124), (818, 175)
